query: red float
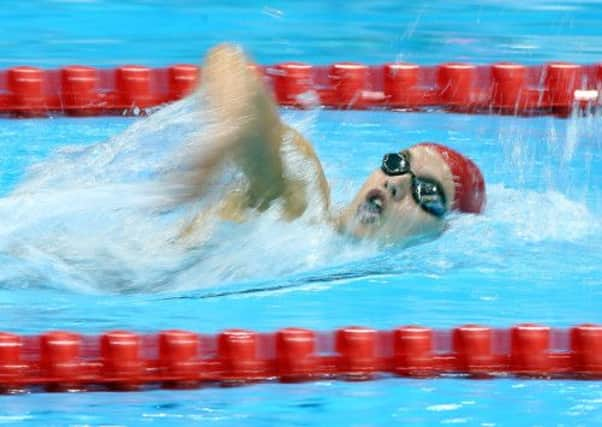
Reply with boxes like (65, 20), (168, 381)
(271, 63), (313, 107)
(491, 63), (527, 112)
(167, 64), (200, 101)
(437, 63), (476, 109)
(61, 66), (99, 115)
(329, 63), (369, 108)
(510, 324), (551, 376)
(116, 66), (154, 109)
(158, 330), (201, 387)
(275, 327), (317, 381)
(0, 333), (24, 391)
(545, 63), (582, 107)
(452, 325), (497, 376)
(217, 329), (263, 382)
(383, 63), (421, 108)
(392, 326), (434, 377)
(335, 326), (378, 379)
(571, 324), (602, 377)
(7, 66), (46, 116)
(101, 331), (143, 390)
(40, 331), (82, 391)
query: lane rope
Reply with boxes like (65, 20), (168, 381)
(2, 324), (602, 392)
(0, 62), (599, 117)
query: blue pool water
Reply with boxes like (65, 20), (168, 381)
(1, 1), (602, 425)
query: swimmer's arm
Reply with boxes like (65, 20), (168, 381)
(168, 44), (287, 207)
(189, 44), (329, 213)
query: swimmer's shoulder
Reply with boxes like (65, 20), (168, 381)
(281, 124), (331, 214)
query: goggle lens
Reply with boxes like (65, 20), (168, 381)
(412, 177), (447, 218)
(381, 152), (447, 218)
(381, 152), (410, 176)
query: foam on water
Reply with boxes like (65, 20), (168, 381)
(0, 94), (377, 294)
(0, 93), (599, 295)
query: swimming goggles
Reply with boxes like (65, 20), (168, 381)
(381, 151), (448, 218)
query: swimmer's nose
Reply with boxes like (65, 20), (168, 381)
(383, 176), (410, 202)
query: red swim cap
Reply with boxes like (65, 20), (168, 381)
(417, 143), (486, 214)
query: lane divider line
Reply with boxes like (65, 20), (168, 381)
(1, 324), (602, 392)
(0, 62), (599, 117)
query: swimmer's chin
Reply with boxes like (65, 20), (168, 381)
(336, 213), (446, 247)
(341, 219), (381, 240)
(353, 228), (445, 248)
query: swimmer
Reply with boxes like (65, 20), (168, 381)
(177, 44), (485, 243)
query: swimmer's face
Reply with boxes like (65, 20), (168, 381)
(340, 144), (455, 242)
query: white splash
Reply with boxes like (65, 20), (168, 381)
(0, 94), (375, 294)
(484, 184), (598, 243)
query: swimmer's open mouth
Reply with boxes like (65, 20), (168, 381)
(356, 189), (386, 225)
